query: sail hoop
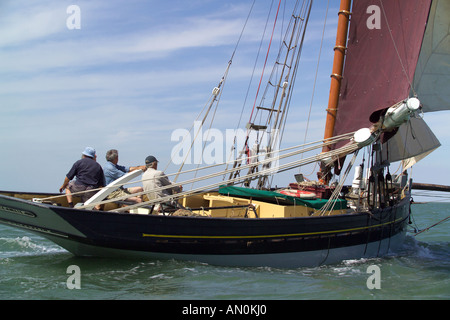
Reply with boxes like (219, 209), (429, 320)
(338, 10), (352, 17)
(330, 73), (343, 80)
(333, 45), (347, 52)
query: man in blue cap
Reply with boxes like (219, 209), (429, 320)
(59, 147), (105, 209)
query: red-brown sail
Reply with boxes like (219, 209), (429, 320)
(333, 0), (432, 139)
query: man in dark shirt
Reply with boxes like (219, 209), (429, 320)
(59, 147), (105, 208)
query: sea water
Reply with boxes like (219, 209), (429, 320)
(0, 203), (448, 301)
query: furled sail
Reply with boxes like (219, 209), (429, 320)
(331, 0), (448, 167)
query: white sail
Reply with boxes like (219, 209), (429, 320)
(383, 0), (449, 167)
(412, 0), (450, 113)
(382, 117), (441, 169)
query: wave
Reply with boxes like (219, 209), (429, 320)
(0, 235), (65, 258)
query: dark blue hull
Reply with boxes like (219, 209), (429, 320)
(0, 192), (411, 267)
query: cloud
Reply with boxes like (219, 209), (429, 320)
(0, 1), (261, 75)
(130, 18), (247, 54)
(0, 2), (65, 47)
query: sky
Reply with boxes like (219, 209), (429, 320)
(0, 0), (449, 201)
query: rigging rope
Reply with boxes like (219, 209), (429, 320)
(228, 0), (313, 189)
(248, 0), (283, 126)
(234, 0), (275, 134)
(230, 0), (257, 63)
(414, 216), (450, 236)
(317, 150), (359, 216)
(169, 0), (257, 181)
(303, 0), (330, 148)
(379, 0), (417, 97)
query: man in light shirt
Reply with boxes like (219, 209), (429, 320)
(103, 149), (146, 203)
(142, 155), (181, 211)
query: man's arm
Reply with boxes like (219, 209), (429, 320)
(129, 165), (147, 172)
(157, 171), (181, 193)
(59, 176), (70, 193)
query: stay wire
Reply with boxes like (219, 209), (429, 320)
(303, 0), (329, 149)
(379, 0), (416, 96)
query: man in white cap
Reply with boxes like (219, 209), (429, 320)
(59, 147), (105, 209)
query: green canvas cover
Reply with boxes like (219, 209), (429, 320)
(218, 186), (347, 210)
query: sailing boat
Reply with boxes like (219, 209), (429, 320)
(0, 0), (448, 268)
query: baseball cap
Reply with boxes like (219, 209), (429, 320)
(145, 155), (158, 164)
(82, 147), (96, 158)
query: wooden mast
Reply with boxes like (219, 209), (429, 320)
(319, 0), (352, 183)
